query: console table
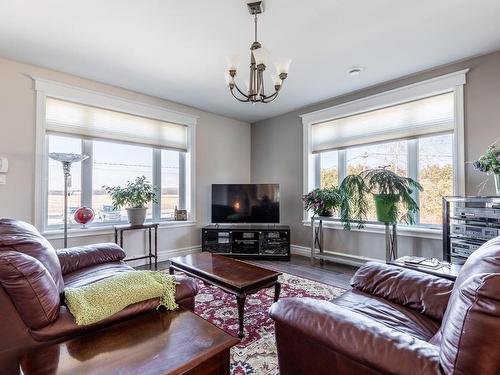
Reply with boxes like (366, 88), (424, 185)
(114, 223), (159, 270)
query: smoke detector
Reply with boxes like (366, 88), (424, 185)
(348, 67), (364, 76)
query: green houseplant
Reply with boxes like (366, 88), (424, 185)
(348, 167), (423, 225)
(103, 176), (158, 225)
(303, 183), (367, 230)
(303, 187), (346, 217)
(473, 143), (500, 194)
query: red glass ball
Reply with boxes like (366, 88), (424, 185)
(74, 207), (95, 225)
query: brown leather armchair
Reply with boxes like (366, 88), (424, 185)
(0, 219), (198, 373)
(270, 236), (500, 375)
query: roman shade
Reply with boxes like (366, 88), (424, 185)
(45, 97), (188, 151)
(311, 92), (454, 153)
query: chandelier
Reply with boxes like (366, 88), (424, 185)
(226, 1), (291, 103)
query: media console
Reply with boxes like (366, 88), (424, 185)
(202, 225), (290, 260)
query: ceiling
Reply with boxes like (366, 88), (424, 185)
(0, 1), (500, 123)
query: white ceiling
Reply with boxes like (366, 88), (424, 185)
(0, 0), (500, 123)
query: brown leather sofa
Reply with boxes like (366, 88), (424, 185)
(270, 236), (500, 375)
(0, 219), (198, 373)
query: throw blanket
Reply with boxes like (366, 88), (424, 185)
(64, 271), (178, 325)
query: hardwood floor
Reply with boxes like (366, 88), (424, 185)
(141, 254), (357, 290)
(250, 256), (357, 289)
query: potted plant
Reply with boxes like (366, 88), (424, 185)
(103, 176), (158, 225)
(303, 187), (347, 218)
(355, 167), (423, 225)
(473, 143), (500, 195)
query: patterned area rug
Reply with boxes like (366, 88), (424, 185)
(193, 272), (346, 375)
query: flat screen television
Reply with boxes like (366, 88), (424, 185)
(211, 184), (280, 223)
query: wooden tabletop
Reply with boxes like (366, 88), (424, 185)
(170, 252), (281, 290)
(21, 309), (239, 375)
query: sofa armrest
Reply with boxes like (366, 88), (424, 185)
(270, 298), (441, 375)
(57, 243), (126, 275)
(351, 262), (454, 321)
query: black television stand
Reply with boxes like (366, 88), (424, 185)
(201, 224), (290, 261)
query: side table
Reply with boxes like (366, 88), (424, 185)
(114, 223), (159, 270)
(388, 257), (462, 281)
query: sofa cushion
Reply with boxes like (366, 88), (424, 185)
(333, 289), (440, 342)
(351, 261), (453, 321)
(57, 244), (126, 275)
(0, 251), (60, 329)
(0, 219), (64, 293)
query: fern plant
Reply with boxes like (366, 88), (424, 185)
(361, 167), (422, 224)
(339, 174), (369, 229)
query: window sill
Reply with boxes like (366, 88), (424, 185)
(43, 221), (198, 240)
(302, 219), (442, 240)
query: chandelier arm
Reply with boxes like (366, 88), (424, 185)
(230, 87), (250, 102)
(232, 80), (250, 98)
(261, 85), (283, 103)
(261, 92), (279, 103)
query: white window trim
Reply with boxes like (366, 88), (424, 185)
(300, 69), (468, 236)
(34, 77), (198, 234)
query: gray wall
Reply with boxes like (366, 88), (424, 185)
(251, 50), (500, 261)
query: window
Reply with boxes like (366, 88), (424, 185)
(39, 91), (194, 231)
(302, 70), (467, 229)
(45, 135), (188, 229)
(318, 150), (339, 188)
(47, 135), (82, 226)
(318, 136), (452, 225)
(418, 134), (453, 224)
(91, 141), (154, 223)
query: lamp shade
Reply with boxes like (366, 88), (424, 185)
(252, 47), (269, 66)
(48, 153), (88, 164)
(226, 54), (241, 71)
(274, 58), (292, 74)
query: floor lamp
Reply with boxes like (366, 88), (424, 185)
(48, 152), (88, 248)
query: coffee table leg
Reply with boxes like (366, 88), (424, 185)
(169, 266), (175, 275)
(236, 295), (246, 339)
(274, 282), (281, 302)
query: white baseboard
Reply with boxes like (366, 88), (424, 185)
(291, 244), (382, 267)
(133, 243), (381, 268)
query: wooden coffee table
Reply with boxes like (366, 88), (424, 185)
(169, 252), (282, 338)
(21, 309), (239, 375)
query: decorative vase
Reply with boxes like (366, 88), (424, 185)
(74, 207), (95, 228)
(317, 207), (333, 217)
(495, 174), (500, 195)
(374, 194), (400, 223)
(126, 207), (147, 226)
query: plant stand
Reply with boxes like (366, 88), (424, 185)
(310, 217), (399, 264)
(384, 223), (398, 262)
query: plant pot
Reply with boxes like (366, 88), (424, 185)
(495, 174), (500, 195)
(373, 194), (400, 223)
(126, 207), (147, 226)
(317, 208), (334, 217)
